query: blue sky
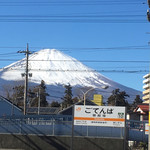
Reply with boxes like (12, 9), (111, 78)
(0, 0), (149, 92)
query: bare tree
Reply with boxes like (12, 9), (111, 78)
(2, 84), (13, 99)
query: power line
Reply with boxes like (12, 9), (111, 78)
(1, 68), (149, 73)
(0, 45), (149, 50)
(0, 14), (146, 23)
(0, 59), (149, 63)
(0, 52), (18, 55)
(0, 1), (144, 6)
(28, 60), (150, 63)
(0, 14), (145, 18)
(0, 18), (146, 23)
(0, 47), (26, 49)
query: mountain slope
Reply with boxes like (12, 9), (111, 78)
(0, 49), (142, 103)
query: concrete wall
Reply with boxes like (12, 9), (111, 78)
(0, 134), (125, 150)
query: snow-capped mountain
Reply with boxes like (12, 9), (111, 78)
(0, 49), (142, 103)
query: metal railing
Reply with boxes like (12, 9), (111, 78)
(0, 115), (148, 142)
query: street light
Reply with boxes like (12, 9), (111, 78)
(81, 85), (109, 106)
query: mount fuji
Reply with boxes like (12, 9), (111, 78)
(0, 49), (142, 104)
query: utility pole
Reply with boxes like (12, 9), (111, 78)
(38, 87), (41, 115)
(18, 43), (32, 115)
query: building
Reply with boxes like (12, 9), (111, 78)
(142, 73), (150, 102)
(0, 95), (22, 116)
(26, 107), (60, 115)
(127, 104), (148, 121)
(133, 104), (148, 121)
(91, 94), (103, 106)
(59, 99), (97, 115)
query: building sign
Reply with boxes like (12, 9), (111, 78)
(74, 105), (125, 127)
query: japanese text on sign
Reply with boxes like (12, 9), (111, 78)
(74, 105), (125, 127)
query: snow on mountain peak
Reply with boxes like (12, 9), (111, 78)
(0, 49), (142, 103)
(0, 49), (109, 87)
(31, 49), (77, 62)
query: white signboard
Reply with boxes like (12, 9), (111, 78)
(74, 105), (125, 127)
(145, 123), (149, 135)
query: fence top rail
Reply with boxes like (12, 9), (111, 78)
(0, 114), (73, 121)
(0, 115), (148, 125)
(126, 120), (148, 123)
